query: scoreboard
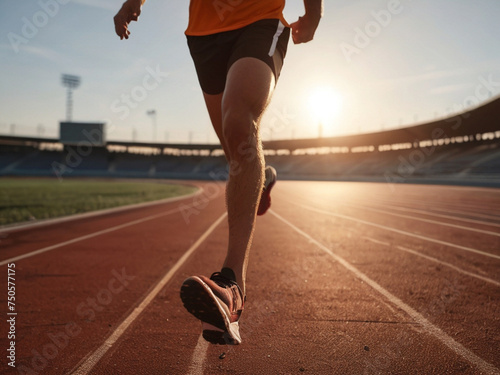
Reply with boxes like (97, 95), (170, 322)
(59, 122), (106, 146)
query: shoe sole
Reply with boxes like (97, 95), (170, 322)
(180, 276), (242, 344)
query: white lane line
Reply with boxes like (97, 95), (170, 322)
(362, 201), (500, 229)
(71, 213), (227, 375)
(0, 206), (183, 266)
(396, 245), (500, 288)
(346, 203), (500, 237)
(188, 334), (209, 375)
(363, 237), (390, 247)
(364, 199), (500, 225)
(364, 236), (500, 287)
(371, 193), (500, 216)
(293, 203), (500, 261)
(271, 210), (500, 375)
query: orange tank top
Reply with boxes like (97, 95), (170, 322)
(185, 0), (288, 36)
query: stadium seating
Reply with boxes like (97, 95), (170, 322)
(1, 137), (499, 186)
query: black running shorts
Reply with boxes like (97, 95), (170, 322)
(187, 19), (290, 95)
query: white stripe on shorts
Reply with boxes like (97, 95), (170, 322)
(268, 21), (285, 57)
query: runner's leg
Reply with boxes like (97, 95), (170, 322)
(219, 57), (276, 294)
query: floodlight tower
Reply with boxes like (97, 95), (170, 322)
(61, 74), (81, 122)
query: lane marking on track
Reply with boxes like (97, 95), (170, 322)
(363, 237), (390, 247)
(0, 202), (194, 266)
(358, 201), (500, 228)
(286, 185), (499, 220)
(271, 210), (500, 375)
(364, 198), (500, 223)
(396, 245), (500, 288)
(364, 236), (500, 287)
(292, 202), (500, 261)
(188, 334), (209, 375)
(345, 203), (500, 237)
(70, 213), (227, 375)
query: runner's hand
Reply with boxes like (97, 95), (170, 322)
(290, 14), (320, 44)
(114, 0), (142, 40)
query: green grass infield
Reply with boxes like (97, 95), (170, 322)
(0, 178), (198, 226)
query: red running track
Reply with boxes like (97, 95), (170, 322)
(0, 181), (499, 374)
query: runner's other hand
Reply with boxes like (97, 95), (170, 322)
(290, 14), (320, 44)
(114, 0), (142, 40)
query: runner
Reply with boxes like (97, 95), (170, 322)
(114, 0), (323, 344)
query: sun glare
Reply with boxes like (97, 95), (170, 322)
(308, 86), (343, 129)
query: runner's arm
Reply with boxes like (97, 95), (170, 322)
(114, 0), (146, 40)
(290, 0), (323, 44)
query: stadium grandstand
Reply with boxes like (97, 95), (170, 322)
(1, 96), (499, 187)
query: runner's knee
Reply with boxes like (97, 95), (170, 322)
(222, 110), (259, 159)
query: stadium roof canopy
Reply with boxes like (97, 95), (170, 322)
(263, 95), (500, 151)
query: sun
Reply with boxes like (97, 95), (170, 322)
(308, 86), (343, 127)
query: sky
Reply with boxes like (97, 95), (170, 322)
(1, 0), (500, 144)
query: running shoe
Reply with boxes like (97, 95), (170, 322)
(257, 165), (277, 216)
(180, 272), (245, 344)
